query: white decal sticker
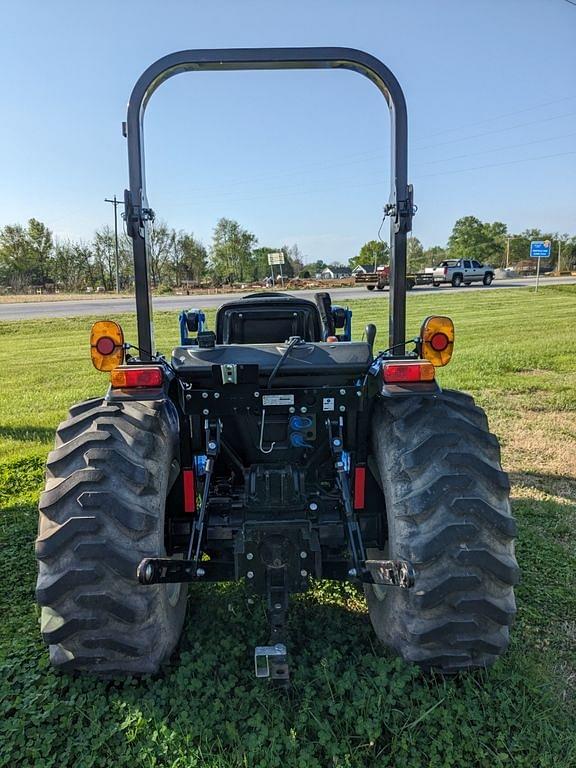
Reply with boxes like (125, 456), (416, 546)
(262, 394), (295, 406)
(323, 397), (335, 411)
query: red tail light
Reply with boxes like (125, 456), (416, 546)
(382, 361), (435, 384)
(110, 365), (164, 388)
(443, 266), (448, 276)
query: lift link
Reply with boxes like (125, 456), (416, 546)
(327, 417), (415, 590)
(138, 418), (222, 586)
(327, 417), (366, 574)
(186, 419), (221, 565)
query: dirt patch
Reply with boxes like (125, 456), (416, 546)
(490, 406), (576, 481)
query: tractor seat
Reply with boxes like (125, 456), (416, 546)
(215, 292), (323, 344)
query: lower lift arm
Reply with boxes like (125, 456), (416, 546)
(327, 416), (415, 590)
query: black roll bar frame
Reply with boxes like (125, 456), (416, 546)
(124, 47), (412, 357)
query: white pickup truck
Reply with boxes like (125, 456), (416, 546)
(428, 259), (495, 287)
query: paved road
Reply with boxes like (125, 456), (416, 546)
(1, 276), (574, 320)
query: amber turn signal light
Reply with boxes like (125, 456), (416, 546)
(110, 366), (164, 389)
(381, 360), (435, 384)
(420, 316), (454, 367)
(90, 321), (125, 371)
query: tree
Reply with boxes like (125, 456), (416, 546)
(350, 240), (390, 269)
(287, 244), (305, 276)
(90, 226), (133, 291)
(176, 233), (207, 285)
(250, 246), (297, 282)
(407, 236), (425, 272)
(448, 216), (508, 266)
(252, 247), (276, 282)
(0, 219), (54, 290)
(0, 224), (30, 290)
(560, 235), (576, 271)
(92, 226), (119, 291)
(52, 241), (95, 291)
(27, 219), (54, 286)
(278, 246), (295, 279)
(504, 229), (561, 270)
(210, 218), (257, 283)
(484, 221), (507, 266)
(147, 222), (174, 288)
(307, 259), (327, 276)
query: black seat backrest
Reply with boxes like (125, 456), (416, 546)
(215, 292), (323, 344)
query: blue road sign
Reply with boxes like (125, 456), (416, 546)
(530, 240), (551, 259)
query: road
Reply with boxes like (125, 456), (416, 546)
(1, 275), (574, 320)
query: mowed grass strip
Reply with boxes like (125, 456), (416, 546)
(0, 286), (575, 768)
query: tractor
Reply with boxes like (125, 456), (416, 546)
(35, 48), (518, 681)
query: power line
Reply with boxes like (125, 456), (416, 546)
(159, 148), (576, 209)
(415, 149), (576, 180)
(415, 95), (576, 140)
(415, 111), (576, 151)
(174, 104), (576, 196)
(168, 123), (576, 206)
(418, 130), (576, 167)
(164, 131), (576, 207)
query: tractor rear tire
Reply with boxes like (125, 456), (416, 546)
(365, 389), (518, 673)
(35, 397), (188, 675)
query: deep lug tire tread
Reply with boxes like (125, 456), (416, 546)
(366, 389), (518, 672)
(36, 397), (187, 675)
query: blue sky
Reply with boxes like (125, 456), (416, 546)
(1, 0), (575, 264)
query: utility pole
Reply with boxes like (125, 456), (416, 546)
(558, 240), (562, 274)
(172, 232), (179, 288)
(104, 195), (121, 293)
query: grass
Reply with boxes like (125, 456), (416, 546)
(1, 286), (575, 767)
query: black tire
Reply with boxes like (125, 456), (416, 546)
(376, 284), (385, 291)
(483, 273), (493, 286)
(433, 282), (441, 288)
(452, 274), (463, 287)
(35, 397), (188, 675)
(367, 285), (375, 291)
(365, 389), (518, 673)
(406, 279), (415, 291)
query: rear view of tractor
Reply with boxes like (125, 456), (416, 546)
(35, 48), (518, 681)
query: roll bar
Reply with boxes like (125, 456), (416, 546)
(124, 47), (413, 357)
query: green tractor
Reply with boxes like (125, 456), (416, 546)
(35, 48), (518, 681)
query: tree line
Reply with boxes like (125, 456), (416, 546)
(349, 216), (576, 274)
(0, 217), (306, 293)
(0, 214), (574, 293)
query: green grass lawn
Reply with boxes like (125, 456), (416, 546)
(1, 286), (575, 768)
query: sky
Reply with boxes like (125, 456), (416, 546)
(1, 0), (575, 265)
